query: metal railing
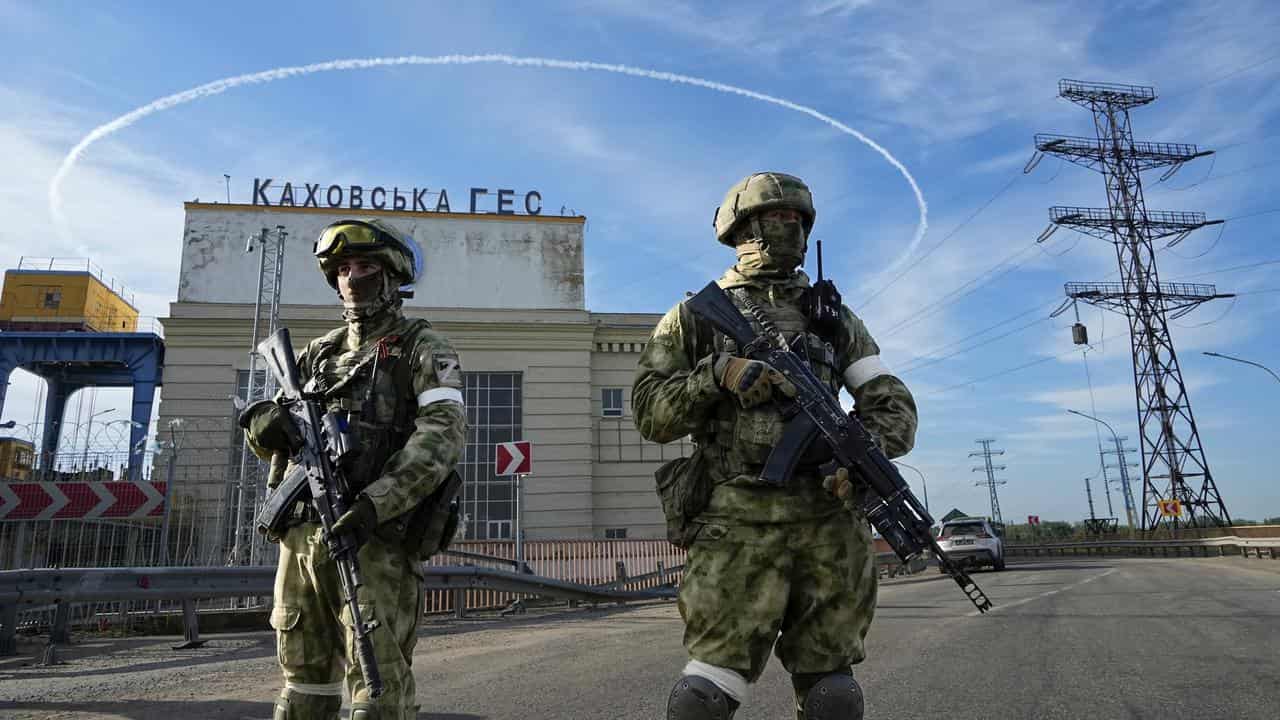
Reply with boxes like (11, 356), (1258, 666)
(15, 257), (137, 307)
(0, 560), (680, 655)
(1004, 536), (1280, 560)
(2, 544), (913, 655)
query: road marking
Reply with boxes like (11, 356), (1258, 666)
(968, 568), (1118, 616)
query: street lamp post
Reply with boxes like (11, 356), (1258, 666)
(158, 419), (183, 566)
(1066, 409), (1138, 530)
(893, 460), (929, 514)
(78, 407), (116, 471)
(1203, 352), (1280, 386)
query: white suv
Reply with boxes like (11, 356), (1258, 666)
(936, 517), (1005, 572)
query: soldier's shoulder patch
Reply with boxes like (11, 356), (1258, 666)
(431, 350), (463, 388)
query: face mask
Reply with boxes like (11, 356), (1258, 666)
(735, 216), (807, 275)
(340, 268), (398, 320)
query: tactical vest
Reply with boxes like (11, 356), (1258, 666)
(702, 286), (848, 479)
(306, 317), (433, 493)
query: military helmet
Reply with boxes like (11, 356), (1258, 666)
(713, 172), (816, 246)
(313, 218), (420, 289)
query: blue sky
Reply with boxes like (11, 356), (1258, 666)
(2, 0), (1278, 524)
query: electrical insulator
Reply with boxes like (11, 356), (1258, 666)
(1072, 322), (1089, 345)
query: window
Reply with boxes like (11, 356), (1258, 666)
(235, 366), (270, 399)
(232, 369), (271, 456)
(604, 527), (628, 539)
(42, 289), (61, 309)
(601, 388), (624, 418)
(940, 522), (987, 538)
(459, 372), (523, 540)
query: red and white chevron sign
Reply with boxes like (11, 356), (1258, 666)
(0, 481), (168, 522)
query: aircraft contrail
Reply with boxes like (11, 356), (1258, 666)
(49, 54), (927, 269)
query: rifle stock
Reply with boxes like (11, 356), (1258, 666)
(685, 282), (993, 613)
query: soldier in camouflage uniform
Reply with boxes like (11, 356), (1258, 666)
(633, 173), (918, 720)
(241, 219), (468, 720)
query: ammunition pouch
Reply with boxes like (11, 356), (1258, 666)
(379, 469), (464, 561)
(654, 447), (712, 549)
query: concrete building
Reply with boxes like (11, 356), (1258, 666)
(0, 437), (35, 481)
(161, 200), (684, 560)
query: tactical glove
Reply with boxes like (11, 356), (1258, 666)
(822, 466), (861, 512)
(330, 495), (378, 542)
(713, 354), (798, 409)
(237, 400), (303, 453)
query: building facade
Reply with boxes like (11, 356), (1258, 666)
(0, 263), (139, 332)
(0, 437), (35, 481)
(161, 201), (677, 559)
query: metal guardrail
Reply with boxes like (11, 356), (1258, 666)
(1004, 536), (1280, 560)
(1, 548), (914, 655)
(0, 561), (682, 655)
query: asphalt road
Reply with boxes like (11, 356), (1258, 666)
(1, 557), (1278, 719)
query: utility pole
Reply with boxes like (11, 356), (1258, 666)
(1084, 476), (1097, 520)
(229, 225), (288, 566)
(970, 439), (1007, 526)
(1035, 79), (1232, 532)
(1102, 435), (1139, 527)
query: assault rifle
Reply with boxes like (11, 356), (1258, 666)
(254, 327), (386, 696)
(686, 282), (993, 613)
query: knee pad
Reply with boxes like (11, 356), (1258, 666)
(797, 673), (864, 720)
(668, 675), (740, 720)
(273, 690), (341, 720)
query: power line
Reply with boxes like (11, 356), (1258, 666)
(1224, 206), (1280, 222)
(855, 173), (1021, 311)
(899, 315), (1053, 376)
(896, 297), (1060, 373)
(1174, 257), (1280, 281)
(880, 240), (1043, 339)
(1163, 47), (1280, 99)
(924, 348), (1071, 396)
(1172, 295), (1239, 329)
(1157, 157), (1280, 192)
(1165, 221), (1226, 260)
(1160, 153), (1217, 191)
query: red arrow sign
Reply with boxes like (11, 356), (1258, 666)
(0, 482), (167, 521)
(55, 483), (105, 519)
(495, 441), (532, 476)
(2, 484), (56, 520)
(101, 483), (148, 518)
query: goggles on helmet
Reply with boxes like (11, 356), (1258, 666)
(313, 220), (397, 259)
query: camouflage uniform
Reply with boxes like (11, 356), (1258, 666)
(634, 174), (917, 718)
(245, 220), (467, 720)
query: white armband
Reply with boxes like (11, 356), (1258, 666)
(683, 660), (749, 703)
(417, 387), (464, 407)
(843, 355), (891, 391)
(285, 681), (344, 696)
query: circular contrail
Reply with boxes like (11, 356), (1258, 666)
(50, 54), (927, 267)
